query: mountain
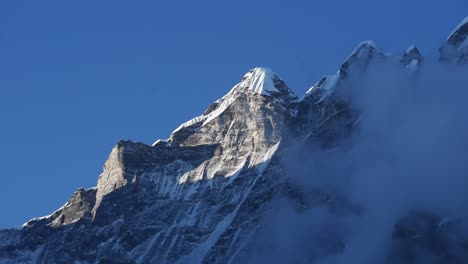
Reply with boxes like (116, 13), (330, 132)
(1, 17), (468, 264)
(440, 17), (468, 63)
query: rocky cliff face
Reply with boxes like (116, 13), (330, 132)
(1, 17), (468, 264)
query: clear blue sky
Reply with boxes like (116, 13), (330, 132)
(0, 0), (466, 228)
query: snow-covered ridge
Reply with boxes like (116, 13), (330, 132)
(304, 41), (381, 101)
(305, 73), (340, 100)
(406, 45), (417, 53)
(448, 16), (468, 46)
(344, 40), (378, 64)
(440, 16), (468, 62)
(401, 45), (423, 70)
(236, 67), (296, 103)
(449, 16), (468, 39)
(22, 203), (68, 227)
(161, 67), (295, 143)
(22, 187), (98, 228)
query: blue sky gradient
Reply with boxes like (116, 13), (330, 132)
(0, 0), (467, 227)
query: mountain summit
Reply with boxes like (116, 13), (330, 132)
(1, 17), (468, 264)
(238, 67), (296, 99)
(440, 16), (468, 63)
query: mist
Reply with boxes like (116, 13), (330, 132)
(247, 61), (468, 263)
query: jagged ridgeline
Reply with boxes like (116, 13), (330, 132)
(1, 17), (468, 264)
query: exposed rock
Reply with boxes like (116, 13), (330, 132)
(439, 17), (468, 63)
(1, 18), (468, 264)
(401, 45), (424, 69)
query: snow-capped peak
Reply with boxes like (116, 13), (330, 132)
(305, 73), (340, 100)
(242, 67), (278, 95)
(448, 16), (468, 39)
(440, 16), (468, 63)
(350, 40), (377, 56)
(401, 45), (423, 70)
(345, 41), (378, 62)
(339, 40), (382, 74)
(304, 41), (382, 101)
(406, 45), (417, 54)
(241, 67), (277, 95)
(238, 67), (296, 99)
(446, 16), (468, 46)
(163, 67), (296, 143)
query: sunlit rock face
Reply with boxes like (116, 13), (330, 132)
(1, 18), (468, 264)
(0, 67), (297, 263)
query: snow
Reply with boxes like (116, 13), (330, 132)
(359, 40), (377, 48)
(449, 16), (468, 39)
(346, 40), (377, 61)
(302, 108), (344, 142)
(461, 16), (468, 26)
(97, 237), (116, 249)
(22, 202), (69, 227)
(110, 218), (124, 230)
(406, 59), (419, 70)
(305, 86), (315, 95)
(176, 139), (280, 263)
(183, 171), (264, 264)
(171, 115), (207, 135)
(170, 83), (238, 135)
(460, 36), (468, 50)
(406, 45), (416, 53)
(183, 201), (202, 226)
(289, 108), (298, 117)
(226, 119), (236, 133)
(227, 225), (260, 264)
(29, 245), (44, 263)
(170, 67), (290, 136)
(352, 116), (362, 127)
(151, 139), (168, 147)
(191, 142), (279, 262)
(437, 217), (451, 229)
(320, 74), (339, 95)
(305, 73), (340, 102)
(304, 40), (379, 101)
(241, 67), (280, 96)
(22, 185), (101, 228)
(132, 231), (162, 263)
(252, 141), (280, 172)
(183, 182), (200, 200)
(201, 94), (237, 126)
(221, 162), (246, 190)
